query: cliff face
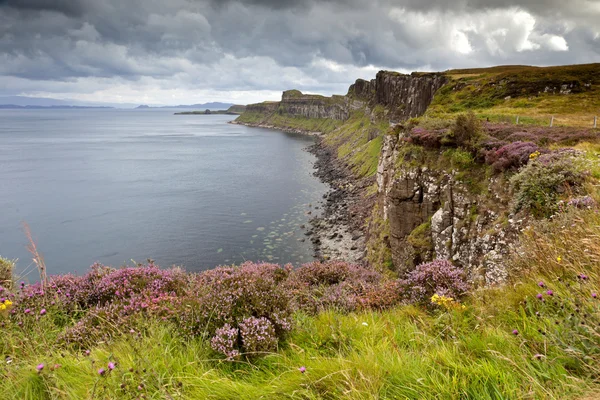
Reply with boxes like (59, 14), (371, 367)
(376, 134), (522, 284)
(278, 90), (349, 120)
(348, 71), (448, 120)
(239, 71), (448, 125)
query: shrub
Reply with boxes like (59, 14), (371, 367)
(401, 259), (469, 307)
(405, 127), (445, 148)
(445, 112), (483, 149)
(0, 256), (15, 290)
(286, 261), (390, 313)
(484, 141), (542, 172)
(239, 316), (278, 356)
(210, 324), (240, 360)
(189, 262), (293, 355)
(510, 150), (590, 217)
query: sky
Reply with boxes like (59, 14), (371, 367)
(0, 0), (599, 106)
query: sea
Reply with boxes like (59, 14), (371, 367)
(0, 109), (328, 279)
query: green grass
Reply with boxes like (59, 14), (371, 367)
(4, 206), (600, 398)
(429, 64), (600, 128)
(324, 111), (390, 178)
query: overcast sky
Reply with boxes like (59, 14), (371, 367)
(1, 0), (599, 105)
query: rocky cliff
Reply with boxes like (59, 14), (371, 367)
(234, 65), (599, 283)
(376, 134), (523, 285)
(237, 71), (448, 126)
(348, 71), (448, 120)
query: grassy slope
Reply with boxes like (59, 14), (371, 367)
(429, 64), (600, 127)
(3, 208), (600, 399)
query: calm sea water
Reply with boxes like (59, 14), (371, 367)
(0, 109), (327, 278)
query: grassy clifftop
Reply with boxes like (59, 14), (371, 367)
(429, 64), (600, 127)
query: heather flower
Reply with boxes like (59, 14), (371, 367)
(211, 324), (240, 360)
(512, 329), (519, 335)
(546, 290), (554, 296)
(485, 141), (541, 172)
(538, 281), (545, 287)
(108, 362), (115, 370)
(40, 308), (46, 315)
(592, 293), (597, 299)
(239, 316), (278, 355)
(36, 363), (44, 372)
(536, 293), (543, 300)
(24, 308), (31, 314)
(85, 350), (90, 356)
(401, 260), (469, 307)
(299, 366), (306, 373)
(98, 368), (106, 376)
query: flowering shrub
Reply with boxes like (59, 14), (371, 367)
(567, 195), (597, 209)
(401, 259), (469, 307)
(239, 317), (278, 355)
(405, 127), (446, 148)
(286, 261), (393, 313)
(510, 150), (590, 217)
(210, 324), (240, 360)
(484, 141), (542, 172)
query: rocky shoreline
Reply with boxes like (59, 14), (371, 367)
(229, 120), (323, 136)
(232, 120), (368, 264)
(306, 139), (367, 263)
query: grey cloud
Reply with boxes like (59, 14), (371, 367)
(0, 0), (598, 103)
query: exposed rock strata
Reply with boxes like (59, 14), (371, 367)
(377, 134), (523, 285)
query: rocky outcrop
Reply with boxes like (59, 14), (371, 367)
(377, 134), (523, 285)
(278, 90), (349, 120)
(348, 71), (448, 121)
(244, 101), (280, 115)
(239, 71), (448, 127)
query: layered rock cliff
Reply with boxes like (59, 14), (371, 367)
(348, 72), (448, 121)
(237, 71), (449, 127)
(376, 134), (522, 284)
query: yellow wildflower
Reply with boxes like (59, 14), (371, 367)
(529, 151), (541, 160)
(557, 256), (562, 262)
(431, 294), (465, 311)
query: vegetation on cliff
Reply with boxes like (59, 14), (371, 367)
(428, 64), (600, 127)
(3, 207), (600, 398)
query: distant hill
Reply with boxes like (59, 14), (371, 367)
(0, 96), (137, 108)
(174, 105), (247, 115)
(136, 102), (236, 109)
(0, 104), (113, 109)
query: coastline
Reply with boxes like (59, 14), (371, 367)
(232, 119), (367, 264)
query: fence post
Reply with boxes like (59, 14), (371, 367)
(516, 116), (519, 125)
(550, 116), (554, 127)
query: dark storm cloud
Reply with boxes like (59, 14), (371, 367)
(0, 0), (598, 103)
(0, 0), (88, 15)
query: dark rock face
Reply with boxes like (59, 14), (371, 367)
(242, 72), (447, 125)
(279, 93), (349, 120)
(348, 71), (448, 120)
(377, 134), (523, 284)
(375, 72), (448, 120)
